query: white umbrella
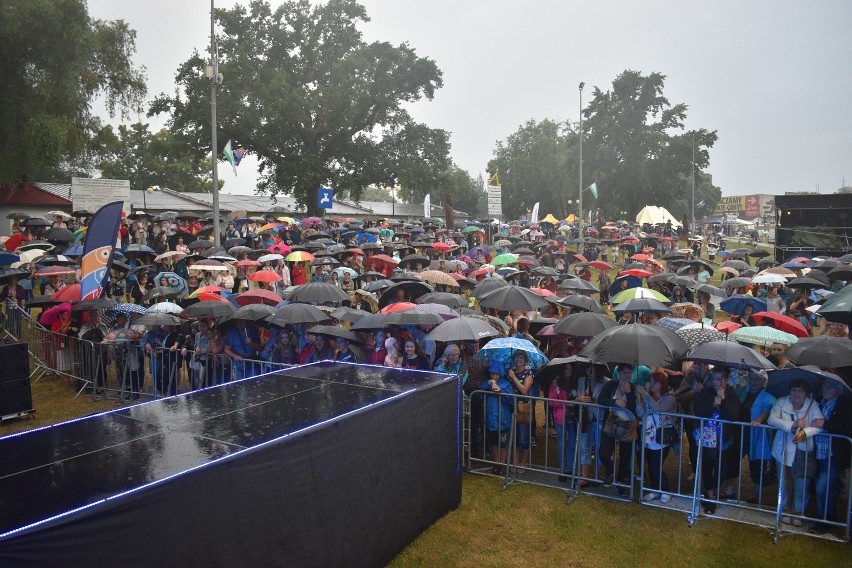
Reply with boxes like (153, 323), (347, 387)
(45, 210), (72, 220)
(147, 302), (184, 314)
(257, 253), (284, 263)
(154, 250), (187, 263)
(752, 273), (789, 284)
(188, 263), (229, 272)
(333, 267), (359, 278)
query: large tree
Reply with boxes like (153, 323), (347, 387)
(150, 0), (444, 214)
(582, 70), (720, 219)
(0, 0), (147, 184)
(92, 123), (216, 193)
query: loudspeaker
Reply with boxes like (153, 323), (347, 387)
(0, 379), (33, 416)
(0, 342), (28, 383)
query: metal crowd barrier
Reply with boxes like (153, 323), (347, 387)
(465, 391), (852, 544)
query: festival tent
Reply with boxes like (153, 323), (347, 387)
(635, 205), (681, 227)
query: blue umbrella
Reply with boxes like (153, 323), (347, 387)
(719, 294), (767, 316)
(475, 337), (548, 372)
(0, 253), (20, 266)
(153, 272), (188, 294)
(107, 303), (148, 317)
(61, 244), (84, 257)
(608, 275), (642, 297)
(356, 233), (378, 244)
(122, 244), (156, 255)
(341, 231), (360, 240)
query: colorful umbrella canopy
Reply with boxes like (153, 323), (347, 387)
(285, 251), (316, 263)
(380, 302), (417, 314)
(611, 287), (669, 305)
(751, 311), (810, 338)
(475, 337), (548, 371)
(729, 326), (798, 347)
(611, 298), (671, 314)
(491, 253), (519, 267)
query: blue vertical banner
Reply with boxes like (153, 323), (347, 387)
(80, 201), (123, 301)
(317, 187), (333, 209)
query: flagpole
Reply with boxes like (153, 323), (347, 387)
(210, 0), (221, 247)
(691, 131), (696, 237)
(578, 82), (584, 239)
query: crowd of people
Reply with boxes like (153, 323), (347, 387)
(2, 209), (851, 537)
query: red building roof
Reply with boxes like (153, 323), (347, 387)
(0, 183), (71, 206)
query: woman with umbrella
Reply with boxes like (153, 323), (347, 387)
(767, 378), (824, 526)
(733, 304), (758, 327)
(635, 369), (678, 502)
(505, 351), (536, 469)
(693, 366), (741, 515)
(599, 364), (645, 494)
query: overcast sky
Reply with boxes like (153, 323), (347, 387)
(88, 0), (852, 199)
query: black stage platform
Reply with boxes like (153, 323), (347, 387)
(0, 362), (462, 567)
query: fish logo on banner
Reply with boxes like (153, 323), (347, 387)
(80, 201), (123, 301)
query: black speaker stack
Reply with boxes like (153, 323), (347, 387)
(0, 341), (33, 420)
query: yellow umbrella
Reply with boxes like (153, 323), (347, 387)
(277, 216), (296, 224)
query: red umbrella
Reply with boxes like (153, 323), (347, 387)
(249, 270), (282, 283)
(380, 302), (416, 314)
(568, 253), (588, 263)
(267, 243), (291, 254)
(715, 321), (742, 334)
(752, 311), (810, 338)
(235, 259), (261, 268)
(620, 268), (653, 278)
(365, 254), (398, 269)
(631, 253), (652, 261)
(52, 283), (81, 302)
(196, 292), (230, 303)
(469, 267), (494, 278)
(34, 266), (76, 277)
(344, 248), (365, 256)
(235, 289), (284, 307)
(620, 237), (640, 244)
(588, 260), (613, 270)
(530, 287), (555, 297)
(432, 242), (453, 252)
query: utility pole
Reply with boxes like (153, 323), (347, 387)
(691, 131), (695, 236)
(209, 0), (221, 247)
(578, 82), (584, 238)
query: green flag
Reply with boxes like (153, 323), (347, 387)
(588, 182), (598, 198)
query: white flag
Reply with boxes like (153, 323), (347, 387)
(424, 194), (431, 219)
(531, 202), (540, 224)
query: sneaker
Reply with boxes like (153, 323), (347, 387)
(557, 475), (568, 483)
(792, 518), (803, 527)
(643, 492), (661, 501)
(781, 516), (792, 525)
(660, 494), (672, 503)
(602, 475), (613, 488)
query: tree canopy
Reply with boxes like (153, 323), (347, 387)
(0, 0), (147, 185)
(150, 0), (446, 214)
(488, 71), (721, 222)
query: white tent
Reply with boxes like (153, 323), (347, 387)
(635, 205), (681, 227)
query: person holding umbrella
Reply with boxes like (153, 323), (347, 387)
(548, 363), (580, 482)
(636, 369), (677, 502)
(224, 319), (261, 379)
(401, 340), (430, 370)
(483, 361), (514, 476)
(334, 337), (358, 363)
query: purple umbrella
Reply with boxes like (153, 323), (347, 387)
(39, 302), (72, 326)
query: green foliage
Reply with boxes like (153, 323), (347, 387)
(433, 165), (483, 217)
(0, 0), (147, 184)
(92, 123), (216, 193)
(150, 0), (444, 214)
(355, 186), (393, 202)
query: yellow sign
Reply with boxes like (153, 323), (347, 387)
(487, 171), (501, 186)
(714, 196), (745, 213)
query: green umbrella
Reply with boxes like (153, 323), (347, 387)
(462, 225), (482, 233)
(815, 284), (852, 326)
(491, 253), (519, 267)
(611, 287), (670, 305)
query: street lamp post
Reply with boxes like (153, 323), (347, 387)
(578, 82), (584, 238)
(209, 0), (222, 247)
(691, 131), (695, 236)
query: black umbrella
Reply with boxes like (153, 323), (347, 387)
(26, 295), (64, 308)
(43, 227), (75, 242)
(766, 366), (827, 398)
(188, 239), (215, 250)
(785, 335), (852, 368)
(533, 356), (595, 393)
(71, 209), (94, 217)
(662, 252), (686, 261)
(579, 323), (689, 368)
(123, 244), (156, 256)
(268, 303), (330, 326)
(611, 298), (672, 314)
(17, 240), (54, 252)
(756, 259), (778, 270)
(363, 279), (396, 293)
(721, 277), (752, 290)
(426, 317), (500, 342)
(224, 238), (246, 247)
(786, 275), (828, 289)
(471, 277), (510, 299)
(378, 281), (434, 308)
(383, 310), (445, 327)
(531, 266), (560, 277)
(696, 283), (727, 299)
(389, 272), (424, 283)
(184, 300), (236, 319)
(6, 212), (30, 220)
(311, 256), (339, 267)
(307, 325), (362, 343)
(0, 267), (30, 283)
(288, 282), (350, 304)
(72, 297), (118, 312)
(478, 285), (549, 311)
(554, 294), (603, 314)
(558, 278), (600, 293)
(690, 260), (715, 276)
(825, 266), (852, 281)
(135, 312), (181, 326)
(350, 314), (391, 331)
(685, 340), (776, 370)
(668, 275), (697, 288)
(749, 249), (770, 258)
(722, 260), (751, 271)
(329, 307), (369, 323)
(553, 312), (617, 337)
(398, 254), (430, 268)
(417, 292), (467, 308)
(143, 286), (183, 302)
(648, 272), (675, 284)
(22, 217), (50, 227)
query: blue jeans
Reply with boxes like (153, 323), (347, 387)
(581, 420), (603, 466)
(555, 421), (578, 474)
(814, 459), (840, 522)
(777, 462), (807, 514)
(516, 422), (530, 451)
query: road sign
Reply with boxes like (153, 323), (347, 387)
(317, 187), (333, 209)
(486, 185), (502, 216)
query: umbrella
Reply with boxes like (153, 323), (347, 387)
(154, 251), (187, 263)
(22, 217), (50, 227)
(814, 284), (852, 326)
(478, 285), (549, 311)
(71, 296), (118, 312)
(236, 289), (284, 307)
(332, 267), (359, 279)
(721, 276), (752, 290)
(188, 239), (214, 250)
(0, 267), (30, 284)
(719, 294), (767, 316)
(655, 317), (696, 331)
(184, 300), (237, 319)
(51, 283), (81, 301)
(268, 303), (330, 326)
(363, 279), (396, 293)
(418, 292), (467, 308)
(152, 272), (188, 294)
(471, 277), (510, 299)
(383, 309), (445, 326)
(766, 366), (829, 398)
(329, 307), (369, 323)
(380, 302), (417, 314)
(122, 244), (156, 256)
(612, 298), (672, 314)
(39, 302), (73, 326)
(222, 303), (276, 322)
(533, 356), (595, 393)
(135, 312), (181, 326)
(350, 313), (393, 331)
(188, 285), (228, 298)
(417, 270), (460, 287)
(620, 268), (653, 279)
(42, 227), (75, 242)
(696, 284), (727, 299)
(686, 340), (776, 370)
(103, 329), (141, 344)
(751, 311), (810, 338)
(378, 281), (434, 308)
(751, 273), (789, 285)
(722, 260), (751, 271)
(554, 294), (603, 314)
(267, 243), (292, 255)
(729, 326), (798, 347)
(785, 335), (852, 368)
(611, 287), (669, 304)
(143, 286), (183, 302)
(580, 323), (689, 368)
(553, 312), (617, 337)
(560, 278), (600, 293)
(249, 270), (282, 283)
(107, 303), (148, 318)
(146, 301), (184, 315)
(426, 317), (500, 342)
(491, 253), (519, 267)
(675, 326), (726, 349)
(257, 253), (285, 263)
(475, 337), (548, 371)
(307, 325), (362, 343)
(189, 259), (229, 272)
(285, 251), (316, 263)
(288, 282), (350, 304)
(827, 265), (852, 281)
(33, 265), (75, 277)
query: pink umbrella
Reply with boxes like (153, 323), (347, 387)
(302, 217), (323, 228)
(40, 302), (72, 326)
(267, 243), (291, 254)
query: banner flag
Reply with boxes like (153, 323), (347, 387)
(531, 202), (540, 224)
(424, 194), (431, 219)
(80, 201), (123, 301)
(588, 182), (598, 198)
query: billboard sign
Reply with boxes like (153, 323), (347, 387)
(72, 178), (130, 213)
